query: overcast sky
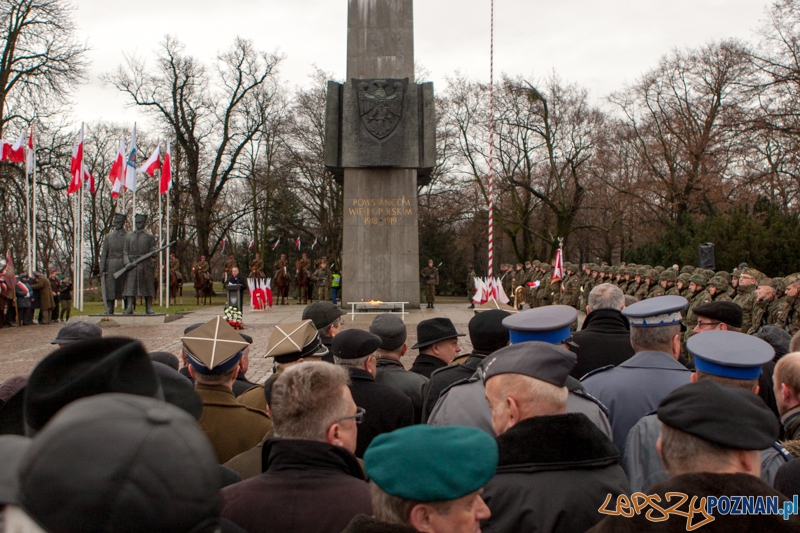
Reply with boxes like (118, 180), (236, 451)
(70, 0), (772, 128)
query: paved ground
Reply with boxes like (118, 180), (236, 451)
(0, 299), (484, 384)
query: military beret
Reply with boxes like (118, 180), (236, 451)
(369, 314), (407, 351)
(502, 305), (577, 344)
(364, 425), (498, 502)
(469, 309), (510, 354)
(691, 300), (742, 328)
(265, 320), (328, 364)
(688, 330), (771, 379)
(657, 380), (778, 450)
(622, 295), (687, 327)
(660, 270), (676, 281)
(181, 317), (249, 375)
(51, 322), (102, 345)
(755, 326), (791, 359)
(302, 301), (346, 329)
(482, 341), (576, 387)
(332, 329), (382, 360)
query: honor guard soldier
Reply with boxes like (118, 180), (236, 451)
(181, 317), (271, 463)
(427, 306), (613, 439)
(248, 252), (265, 278)
(420, 259), (439, 308)
(581, 296), (692, 450)
(169, 253), (181, 282)
(623, 330), (788, 492)
(735, 267), (761, 333)
(312, 259), (332, 302)
(195, 255), (210, 278)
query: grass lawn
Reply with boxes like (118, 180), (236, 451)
(72, 282), (230, 316)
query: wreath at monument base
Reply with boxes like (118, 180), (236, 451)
(223, 305), (243, 330)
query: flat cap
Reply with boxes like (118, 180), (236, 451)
(657, 380), (778, 450)
(332, 329), (382, 360)
(51, 321), (102, 345)
(691, 301), (742, 328)
(181, 317), (249, 375)
(502, 306), (577, 344)
(482, 342), (576, 387)
(622, 296), (687, 327)
(755, 325), (791, 359)
(469, 310), (510, 354)
(364, 425), (498, 502)
(688, 331), (773, 380)
(369, 314), (407, 351)
(265, 320), (328, 364)
(412, 318), (465, 350)
(302, 301), (346, 329)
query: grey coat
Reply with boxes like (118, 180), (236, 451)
(123, 229), (156, 297)
(100, 228), (127, 300)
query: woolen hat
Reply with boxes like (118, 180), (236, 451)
(51, 321), (103, 345)
(369, 314), (407, 351)
(411, 318), (465, 350)
(755, 325), (792, 360)
(25, 337), (161, 433)
(657, 380), (778, 450)
(469, 309), (510, 354)
(302, 301), (346, 329)
(364, 425), (498, 502)
(482, 341), (577, 387)
(152, 362), (204, 420)
(332, 329), (383, 359)
(17, 394), (222, 533)
(691, 301), (742, 328)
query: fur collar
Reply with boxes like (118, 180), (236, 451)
(495, 413), (620, 473)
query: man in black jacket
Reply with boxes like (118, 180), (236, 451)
(225, 267), (248, 291)
(333, 329), (414, 457)
(570, 283), (635, 379)
(371, 314), (429, 423)
(421, 310), (510, 422)
(409, 318), (465, 378)
(480, 342), (629, 533)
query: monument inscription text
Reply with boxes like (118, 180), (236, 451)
(347, 197), (414, 225)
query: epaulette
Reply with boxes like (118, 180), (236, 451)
(774, 442), (793, 462)
(438, 375), (480, 398)
(580, 365), (615, 381)
(570, 387), (610, 417)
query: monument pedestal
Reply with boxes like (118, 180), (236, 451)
(342, 168), (419, 307)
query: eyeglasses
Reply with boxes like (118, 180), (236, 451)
(696, 321), (721, 328)
(338, 407), (366, 425)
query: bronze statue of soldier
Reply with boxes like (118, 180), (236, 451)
(123, 213), (157, 315)
(99, 213), (128, 315)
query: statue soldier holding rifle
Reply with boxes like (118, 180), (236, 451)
(99, 213), (128, 315)
(123, 213), (157, 315)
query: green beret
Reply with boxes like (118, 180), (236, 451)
(365, 425), (498, 502)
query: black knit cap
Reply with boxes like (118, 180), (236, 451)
(332, 329), (383, 360)
(468, 309), (510, 354)
(25, 337), (161, 433)
(691, 301), (743, 328)
(657, 380), (778, 450)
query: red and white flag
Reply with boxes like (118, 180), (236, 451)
(84, 167), (96, 195)
(272, 238), (280, 251)
(5, 131), (25, 164)
(109, 140), (125, 198)
(67, 125), (84, 195)
(221, 238), (226, 253)
(551, 248), (564, 283)
(25, 125), (35, 175)
(160, 141), (172, 194)
(248, 240), (254, 250)
(311, 237), (318, 250)
(0, 140), (7, 161)
(294, 237), (301, 250)
(139, 144), (161, 177)
(124, 124), (137, 192)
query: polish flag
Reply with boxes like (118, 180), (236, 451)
(295, 237), (301, 250)
(67, 125), (84, 195)
(0, 140), (7, 161)
(139, 145), (161, 177)
(84, 167), (96, 195)
(109, 140), (125, 182)
(272, 238), (280, 250)
(160, 141), (172, 194)
(221, 238), (226, 253)
(552, 248), (564, 283)
(6, 131), (25, 163)
(25, 125), (35, 175)
(124, 124), (137, 191)
(248, 240), (254, 250)
(111, 176), (123, 198)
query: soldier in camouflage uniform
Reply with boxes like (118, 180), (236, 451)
(633, 269), (651, 300)
(749, 278), (776, 335)
(420, 259), (439, 308)
(562, 263), (581, 310)
(776, 275), (800, 335)
(682, 274), (712, 360)
(626, 269), (641, 297)
(312, 260), (332, 303)
(734, 267), (760, 334)
(730, 269), (741, 299)
(527, 261), (541, 308)
(675, 273), (691, 298)
(536, 264), (553, 308)
(662, 270), (680, 296)
(706, 277), (732, 303)
(768, 278), (787, 325)
(467, 264), (477, 308)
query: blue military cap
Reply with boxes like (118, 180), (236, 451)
(482, 342), (577, 387)
(501, 305), (577, 344)
(364, 425), (498, 502)
(622, 295), (687, 327)
(687, 330), (773, 380)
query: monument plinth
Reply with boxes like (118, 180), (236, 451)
(325, 0), (435, 308)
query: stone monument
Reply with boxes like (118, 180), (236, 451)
(99, 212), (128, 315)
(123, 213), (157, 315)
(325, 0), (435, 308)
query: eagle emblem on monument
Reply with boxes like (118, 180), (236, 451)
(356, 78), (407, 140)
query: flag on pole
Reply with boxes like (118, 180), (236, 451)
(124, 124), (137, 191)
(311, 238), (318, 250)
(67, 125), (84, 195)
(0, 140), (7, 161)
(25, 125), (34, 175)
(272, 238), (280, 250)
(551, 248), (564, 283)
(109, 140), (125, 198)
(6, 131), (25, 163)
(84, 168), (96, 195)
(294, 236), (301, 250)
(160, 141), (172, 194)
(139, 145), (161, 177)
(248, 240), (254, 250)
(221, 238), (226, 253)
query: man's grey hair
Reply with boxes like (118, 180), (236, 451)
(630, 324), (680, 353)
(270, 362), (351, 441)
(659, 424), (738, 476)
(370, 483), (454, 525)
(588, 283), (625, 311)
(334, 355), (371, 368)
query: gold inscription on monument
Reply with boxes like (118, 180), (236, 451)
(347, 198), (414, 225)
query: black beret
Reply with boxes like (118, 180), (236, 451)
(469, 310), (510, 354)
(369, 314), (407, 351)
(482, 341), (577, 387)
(691, 301), (743, 328)
(332, 329), (382, 360)
(657, 380), (778, 450)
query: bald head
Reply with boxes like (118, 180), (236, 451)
(484, 373), (568, 436)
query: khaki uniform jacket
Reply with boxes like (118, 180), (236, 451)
(196, 260), (210, 273)
(169, 258), (180, 272)
(30, 275), (55, 310)
(195, 384), (271, 463)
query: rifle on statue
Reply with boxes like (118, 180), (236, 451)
(114, 241), (177, 280)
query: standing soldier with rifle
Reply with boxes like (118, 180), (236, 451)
(100, 213), (128, 315)
(123, 214), (157, 315)
(420, 259), (439, 309)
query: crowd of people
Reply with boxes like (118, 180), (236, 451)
(0, 265), (73, 327)
(3, 276), (800, 531)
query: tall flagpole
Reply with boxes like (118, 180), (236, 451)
(166, 189), (170, 310)
(158, 189), (163, 307)
(79, 177), (84, 312)
(25, 146), (32, 273)
(73, 195), (78, 310)
(32, 135), (37, 272)
(487, 0), (495, 279)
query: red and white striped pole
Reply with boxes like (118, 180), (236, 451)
(487, 0), (495, 279)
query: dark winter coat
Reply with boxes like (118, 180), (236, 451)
(421, 352), (486, 423)
(409, 354), (447, 379)
(221, 438), (371, 533)
(15, 280), (31, 308)
(342, 515), (417, 533)
(481, 413), (629, 533)
(569, 308), (635, 379)
(347, 367), (414, 457)
(588, 472), (800, 532)
(375, 357), (428, 424)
